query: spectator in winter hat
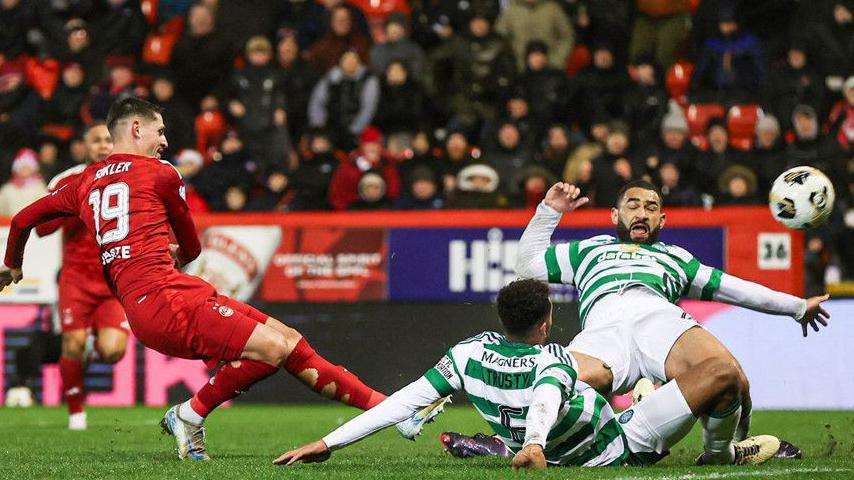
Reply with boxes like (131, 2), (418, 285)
(350, 172), (393, 210)
(446, 163), (504, 209)
(786, 104), (844, 188)
(716, 164), (761, 205)
(0, 149), (47, 216)
(747, 114), (786, 192)
(642, 104), (697, 186)
(173, 149), (210, 213)
(395, 166), (445, 210)
(328, 127), (400, 210)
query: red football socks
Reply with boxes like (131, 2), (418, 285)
(190, 360), (279, 417)
(59, 356), (85, 415)
(284, 337), (386, 410)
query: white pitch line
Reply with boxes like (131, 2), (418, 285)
(615, 467), (851, 480)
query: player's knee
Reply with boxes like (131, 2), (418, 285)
(576, 367), (613, 395)
(98, 347), (126, 364)
(266, 334), (291, 367)
(61, 334), (86, 359)
(705, 359), (741, 396)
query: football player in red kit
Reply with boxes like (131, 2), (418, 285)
(36, 123), (128, 431)
(0, 98), (446, 460)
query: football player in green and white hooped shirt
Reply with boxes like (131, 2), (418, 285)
(274, 280), (781, 470)
(515, 181), (831, 464)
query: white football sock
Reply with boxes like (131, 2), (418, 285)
(701, 400), (741, 464)
(179, 400), (205, 426)
(735, 406), (752, 442)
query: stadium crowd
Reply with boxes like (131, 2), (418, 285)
(0, 0), (852, 287)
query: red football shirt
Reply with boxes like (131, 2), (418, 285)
(5, 153), (202, 302)
(35, 165), (103, 275)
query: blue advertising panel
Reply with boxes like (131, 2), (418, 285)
(387, 227), (725, 301)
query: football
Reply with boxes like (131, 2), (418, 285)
(769, 166), (835, 230)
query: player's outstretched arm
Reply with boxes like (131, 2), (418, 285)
(2, 182), (79, 288)
(543, 182), (590, 214)
(273, 377), (443, 465)
(513, 383), (561, 470)
(695, 268), (830, 337)
(274, 440), (332, 465)
(516, 183), (587, 281)
(799, 293), (831, 337)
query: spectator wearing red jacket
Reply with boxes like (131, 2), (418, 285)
(328, 127), (400, 210)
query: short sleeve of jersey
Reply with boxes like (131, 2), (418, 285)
(533, 345), (578, 400)
(543, 241), (578, 285)
(50, 175), (84, 215)
(156, 162), (190, 217)
(667, 244), (723, 300)
(423, 350), (463, 397)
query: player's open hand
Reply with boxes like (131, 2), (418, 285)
(0, 266), (23, 291)
(544, 183), (589, 213)
(274, 440), (331, 466)
(511, 444), (547, 471)
(799, 293), (830, 337)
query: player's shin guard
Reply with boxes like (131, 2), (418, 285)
(284, 337), (386, 410)
(188, 360), (279, 421)
(59, 356), (85, 415)
(700, 399), (742, 464)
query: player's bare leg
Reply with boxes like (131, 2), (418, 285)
(164, 317), (388, 460)
(94, 327), (128, 364)
(569, 351), (615, 394)
(665, 327), (766, 463)
(59, 329), (88, 430)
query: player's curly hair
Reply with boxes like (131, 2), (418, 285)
(496, 279), (551, 336)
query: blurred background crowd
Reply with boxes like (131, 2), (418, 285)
(0, 0), (852, 290)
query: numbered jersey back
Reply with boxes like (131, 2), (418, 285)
(76, 153), (189, 298)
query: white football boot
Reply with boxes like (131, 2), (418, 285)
(733, 435), (781, 465)
(160, 405), (209, 460)
(68, 412), (87, 431)
(396, 395), (452, 440)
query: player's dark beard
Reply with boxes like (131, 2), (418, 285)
(616, 220), (661, 245)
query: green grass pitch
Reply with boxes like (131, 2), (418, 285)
(1, 406), (853, 479)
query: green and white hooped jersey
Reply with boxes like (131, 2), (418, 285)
(543, 235), (723, 326)
(423, 332), (629, 466)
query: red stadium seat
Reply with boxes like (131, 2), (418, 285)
(727, 104), (763, 151)
(666, 61), (694, 105)
(684, 103), (726, 151)
(566, 45), (591, 78)
(195, 111), (228, 157)
(24, 58), (60, 99)
(142, 17), (184, 66)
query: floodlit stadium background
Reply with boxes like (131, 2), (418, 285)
(0, 0), (851, 411)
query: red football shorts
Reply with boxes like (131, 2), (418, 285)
(122, 272), (269, 363)
(59, 268), (127, 333)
